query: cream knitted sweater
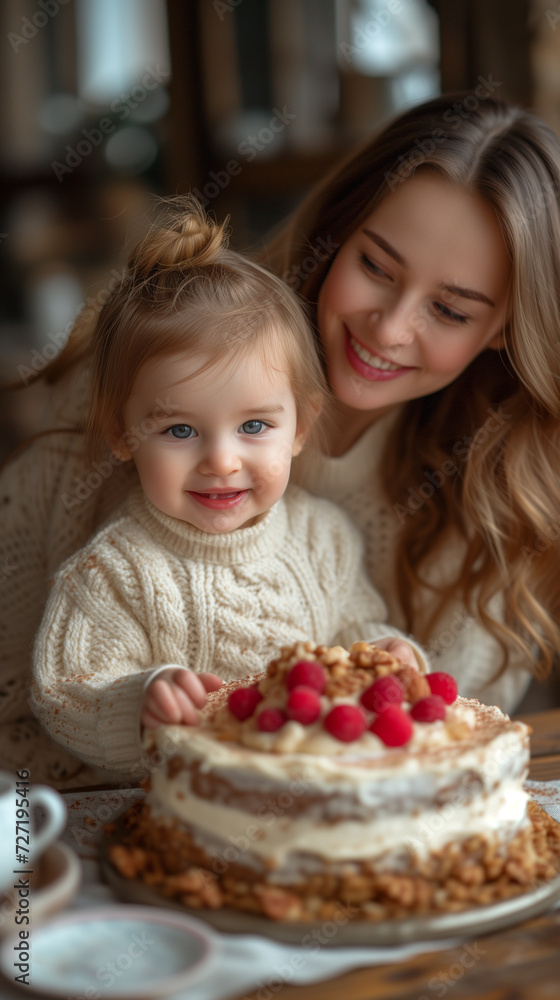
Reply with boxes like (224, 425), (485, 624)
(30, 484), (417, 779)
(0, 367), (531, 785)
(291, 414), (532, 712)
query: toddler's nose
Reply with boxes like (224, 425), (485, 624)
(198, 441), (241, 477)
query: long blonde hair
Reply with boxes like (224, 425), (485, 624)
(264, 92), (560, 679)
(83, 196), (327, 464)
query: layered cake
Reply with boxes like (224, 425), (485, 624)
(108, 642), (560, 921)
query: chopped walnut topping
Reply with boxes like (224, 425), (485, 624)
(349, 643), (401, 673)
(325, 668), (372, 700)
(320, 646), (348, 666)
(331, 664), (348, 679)
(108, 844), (151, 879)
(395, 666), (431, 703)
(254, 885), (304, 920)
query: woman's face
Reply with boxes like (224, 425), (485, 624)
(317, 173), (511, 420)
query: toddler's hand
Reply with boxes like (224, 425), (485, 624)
(373, 637), (421, 671)
(141, 669), (222, 729)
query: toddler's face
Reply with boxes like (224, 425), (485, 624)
(116, 348), (305, 533)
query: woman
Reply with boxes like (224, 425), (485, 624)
(263, 92), (560, 717)
(2, 92), (559, 783)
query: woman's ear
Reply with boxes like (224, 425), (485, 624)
(292, 395), (323, 456)
(292, 426), (307, 457)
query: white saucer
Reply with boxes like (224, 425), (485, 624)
(0, 842), (81, 939)
(0, 905), (219, 998)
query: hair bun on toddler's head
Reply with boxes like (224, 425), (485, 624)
(128, 195), (229, 279)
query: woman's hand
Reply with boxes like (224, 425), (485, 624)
(141, 669), (222, 729)
(373, 637), (421, 671)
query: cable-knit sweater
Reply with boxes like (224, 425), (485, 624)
(0, 367), (532, 785)
(30, 484), (420, 779)
(291, 413), (532, 712)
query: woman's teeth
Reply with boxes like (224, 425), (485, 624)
(350, 334), (401, 371)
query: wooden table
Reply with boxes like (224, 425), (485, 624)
(236, 708), (560, 1000)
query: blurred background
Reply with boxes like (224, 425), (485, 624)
(0, 0), (554, 465)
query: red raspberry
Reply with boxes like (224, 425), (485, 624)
(410, 694), (447, 722)
(426, 672), (458, 705)
(286, 686), (321, 725)
(228, 686), (263, 721)
(324, 705), (366, 743)
(360, 675), (404, 713)
(257, 708), (287, 732)
(369, 705), (413, 747)
(286, 660), (327, 693)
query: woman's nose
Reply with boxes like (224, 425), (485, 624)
(368, 303), (418, 348)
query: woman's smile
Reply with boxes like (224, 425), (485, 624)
(345, 327), (416, 380)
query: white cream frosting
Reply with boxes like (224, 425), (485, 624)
(148, 771), (529, 868)
(148, 699), (526, 782)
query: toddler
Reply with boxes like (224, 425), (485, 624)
(31, 198), (427, 779)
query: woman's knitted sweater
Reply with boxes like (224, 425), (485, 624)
(30, 484), (415, 780)
(291, 413), (531, 712)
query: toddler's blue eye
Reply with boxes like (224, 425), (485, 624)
(241, 420), (265, 434)
(168, 424), (196, 439)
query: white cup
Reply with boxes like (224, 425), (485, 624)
(0, 770), (67, 895)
